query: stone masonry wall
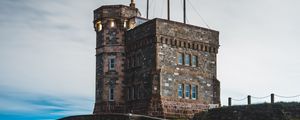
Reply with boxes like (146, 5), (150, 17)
(125, 19), (162, 116)
(93, 5), (140, 114)
(154, 19), (220, 119)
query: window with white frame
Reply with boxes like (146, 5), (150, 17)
(178, 84), (183, 98)
(185, 54), (190, 66)
(192, 55), (197, 67)
(185, 84), (190, 98)
(108, 56), (116, 70)
(192, 85), (197, 99)
(178, 53), (183, 65)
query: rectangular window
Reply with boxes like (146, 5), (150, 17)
(192, 55), (197, 67)
(178, 53), (183, 65)
(127, 59), (130, 69)
(136, 55), (139, 66)
(137, 86), (140, 99)
(185, 54), (190, 66)
(178, 84), (183, 98)
(134, 86), (137, 99)
(109, 56), (116, 70)
(109, 86), (114, 101)
(192, 85), (197, 99)
(131, 87), (135, 100)
(131, 57), (135, 67)
(185, 84), (190, 98)
(128, 88), (131, 100)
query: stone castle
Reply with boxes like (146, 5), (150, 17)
(93, 0), (220, 119)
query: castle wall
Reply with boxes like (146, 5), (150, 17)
(154, 19), (220, 119)
(93, 4), (221, 119)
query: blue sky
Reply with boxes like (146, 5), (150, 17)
(0, 0), (300, 119)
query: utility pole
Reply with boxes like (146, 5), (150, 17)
(147, 0), (149, 19)
(183, 0), (186, 24)
(167, 0), (170, 20)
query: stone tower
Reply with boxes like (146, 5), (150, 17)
(93, 1), (141, 113)
(93, 1), (220, 119)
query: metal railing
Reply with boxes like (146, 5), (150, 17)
(228, 93), (300, 106)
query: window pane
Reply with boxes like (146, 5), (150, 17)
(178, 84), (183, 98)
(109, 57), (116, 70)
(192, 85), (197, 99)
(185, 84), (190, 98)
(111, 59), (115, 68)
(185, 54), (190, 66)
(128, 88), (131, 100)
(192, 55), (197, 67)
(131, 57), (135, 67)
(131, 87), (135, 100)
(178, 53), (183, 65)
(109, 87), (114, 101)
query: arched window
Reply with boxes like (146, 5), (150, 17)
(95, 21), (102, 31)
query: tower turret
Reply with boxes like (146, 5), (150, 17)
(93, 4), (140, 114)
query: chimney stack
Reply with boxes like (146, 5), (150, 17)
(130, 0), (135, 8)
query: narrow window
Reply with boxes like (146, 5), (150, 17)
(109, 86), (114, 101)
(185, 84), (190, 98)
(108, 56), (116, 70)
(136, 55), (139, 66)
(178, 84), (183, 98)
(185, 54), (190, 66)
(131, 87), (135, 100)
(137, 86), (140, 99)
(128, 87), (131, 100)
(178, 53), (183, 65)
(109, 31), (116, 41)
(127, 58), (130, 69)
(124, 20), (127, 28)
(192, 85), (197, 99)
(110, 20), (115, 27)
(95, 21), (102, 31)
(131, 57), (135, 67)
(192, 55), (197, 67)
